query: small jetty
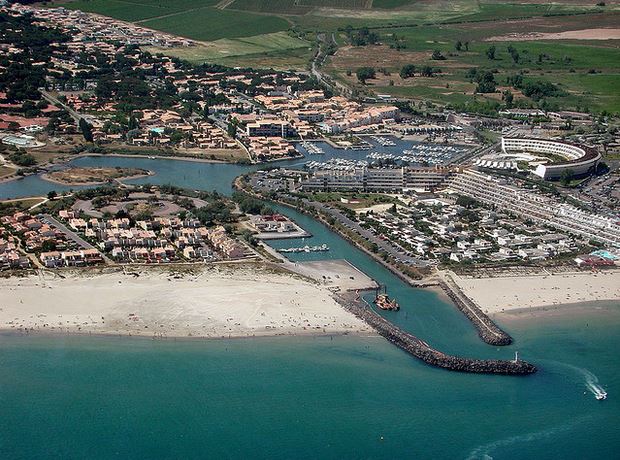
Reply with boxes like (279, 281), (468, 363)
(277, 244), (329, 254)
(439, 275), (513, 346)
(370, 135), (396, 147)
(302, 142), (325, 155)
(338, 292), (536, 375)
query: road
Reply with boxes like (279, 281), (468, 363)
(39, 214), (113, 264)
(40, 89), (98, 127)
(300, 198), (428, 267)
(312, 33), (352, 98)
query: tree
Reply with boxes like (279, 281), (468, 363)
(560, 169), (575, 186)
(464, 41), (469, 51)
(420, 66), (435, 77)
(127, 115), (139, 130)
(471, 70), (496, 93)
(47, 190), (57, 200)
(455, 40), (462, 51)
(79, 118), (93, 142)
(431, 49), (445, 60)
(522, 80), (564, 101)
(486, 45), (496, 60)
(356, 66), (376, 84)
(502, 89), (514, 107)
(399, 64), (416, 79)
(227, 118), (238, 138)
(507, 45), (519, 63)
(456, 195), (480, 209)
(41, 240), (57, 252)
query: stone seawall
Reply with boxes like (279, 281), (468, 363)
(338, 293), (536, 376)
(439, 276), (513, 346)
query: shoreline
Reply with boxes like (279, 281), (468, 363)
(0, 264), (373, 340)
(0, 324), (376, 341)
(337, 291), (536, 375)
(232, 182), (519, 345)
(40, 169), (155, 186)
(494, 299), (620, 322)
(0, 151), (251, 186)
(448, 269), (620, 315)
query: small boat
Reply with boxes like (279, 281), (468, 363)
(374, 293), (399, 311)
(596, 392), (607, 401)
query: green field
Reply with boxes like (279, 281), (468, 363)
(63, 0), (290, 40)
(227, 0), (312, 14)
(322, 6), (620, 114)
(139, 8), (290, 41)
(229, 0), (412, 13)
(372, 0), (412, 8)
(145, 31), (312, 69)
(65, 0), (221, 22)
(59, 0), (620, 112)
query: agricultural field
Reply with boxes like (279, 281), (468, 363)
(324, 9), (620, 113)
(145, 32), (312, 70)
(64, 0), (221, 22)
(138, 8), (290, 42)
(57, 0), (620, 110)
(228, 0), (409, 14)
(61, 0), (290, 40)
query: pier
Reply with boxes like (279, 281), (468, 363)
(338, 292), (536, 375)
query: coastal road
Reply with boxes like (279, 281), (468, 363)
(301, 198), (428, 267)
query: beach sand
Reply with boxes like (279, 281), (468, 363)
(447, 269), (620, 315)
(0, 265), (372, 339)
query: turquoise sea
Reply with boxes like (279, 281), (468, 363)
(0, 153), (618, 458)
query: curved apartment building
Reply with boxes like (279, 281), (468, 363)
(501, 137), (601, 180)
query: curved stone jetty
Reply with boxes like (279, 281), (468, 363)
(439, 276), (513, 346)
(338, 293), (536, 375)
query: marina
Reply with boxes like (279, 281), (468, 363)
(0, 153), (617, 459)
(300, 141), (325, 155)
(277, 244), (329, 254)
(369, 135), (397, 147)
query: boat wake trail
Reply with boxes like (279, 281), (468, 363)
(579, 367), (607, 400)
(466, 417), (587, 460)
(548, 360), (608, 401)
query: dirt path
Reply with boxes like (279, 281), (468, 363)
(215, 0), (235, 9)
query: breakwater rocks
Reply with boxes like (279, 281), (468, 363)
(439, 277), (513, 346)
(338, 293), (536, 375)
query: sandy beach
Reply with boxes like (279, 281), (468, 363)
(0, 265), (371, 338)
(447, 269), (620, 315)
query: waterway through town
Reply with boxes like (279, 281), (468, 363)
(0, 145), (618, 458)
